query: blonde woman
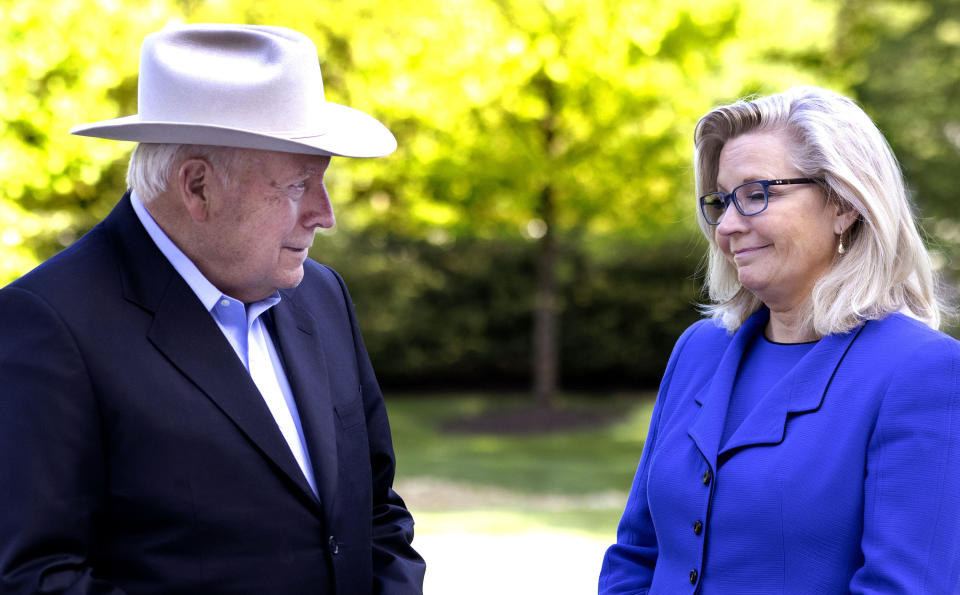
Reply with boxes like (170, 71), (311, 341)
(599, 86), (960, 594)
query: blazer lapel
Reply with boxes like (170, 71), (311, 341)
(272, 291), (339, 519)
(107, 194), (321, 507)
(718, 322), (866, 456)
(687, 309), (769, 471)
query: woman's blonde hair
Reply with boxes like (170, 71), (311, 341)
(694, 86), (946, 334)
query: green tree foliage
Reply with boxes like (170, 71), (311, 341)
(3, 0), (858, 389)
(3, 0), (835, 277)
(316, 231), (705, 389)
(0, 0), (177, 280)
(831, 0), (960, 302)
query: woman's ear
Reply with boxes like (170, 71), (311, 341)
(834, 203), (859, 235)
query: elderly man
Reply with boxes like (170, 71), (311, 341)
(0, 24), (425, 594)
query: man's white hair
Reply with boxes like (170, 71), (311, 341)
(694, 86), (947, 334)
(126, 143), (243, 202)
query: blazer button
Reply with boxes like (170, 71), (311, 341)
(702, 470), (712, 486)
(328, 535), (340, 555)
(689, 569), (698, 584)
(693, 520), (703, 535)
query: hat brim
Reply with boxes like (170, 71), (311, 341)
(69, 102), (396, 158)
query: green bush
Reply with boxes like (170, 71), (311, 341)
(316, 230), (705, 390)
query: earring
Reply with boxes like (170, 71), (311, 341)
(838, 238), (845, 255)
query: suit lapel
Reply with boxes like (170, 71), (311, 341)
(107, 194), (321, 508)
(685, 304), (869, 466)
(687, 309), (768, 471)
(272, 291), (339, 519)
(719, 322), (866, 456)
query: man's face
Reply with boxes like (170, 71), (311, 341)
(201, 149), (334, 303)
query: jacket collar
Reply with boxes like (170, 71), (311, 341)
(272, 290), (339, 518)
(106, 193), (333, 516)
(688, 307), (866, 470)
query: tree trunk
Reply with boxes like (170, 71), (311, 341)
(532, 184), (558, 409)
(531, 68), (561, 409)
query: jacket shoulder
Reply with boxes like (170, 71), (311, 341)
(655, 318), (731, 399)
(674, 317), (734, 356)
(3, 225), (115, 301)
(859, 312), (960, 356)
(849, 313), (960, 405)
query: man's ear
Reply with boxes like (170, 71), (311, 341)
(177, 159), (213, 223)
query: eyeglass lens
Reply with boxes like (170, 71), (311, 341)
(702, 182), (767, 224)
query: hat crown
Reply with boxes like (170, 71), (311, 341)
(70, 23), (396, 157)
(138, 25), (326, 134)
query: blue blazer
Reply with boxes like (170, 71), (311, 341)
(0, 195), (425, 594)
(599, 308), (960, 594)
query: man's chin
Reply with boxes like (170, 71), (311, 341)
(276, 266), (306, 290)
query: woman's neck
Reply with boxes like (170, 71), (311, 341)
(765, 304), (820, 343)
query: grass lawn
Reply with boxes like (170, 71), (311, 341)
(385, 392), (656, 538)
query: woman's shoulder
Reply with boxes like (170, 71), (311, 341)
(855, 313), (960, 380)
(860, 312), (960, 352)
(675, 317), (735, 352)
(660, 317), (736, 379)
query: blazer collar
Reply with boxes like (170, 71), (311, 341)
(688, 307), (866, 468)
(105, 194), (327, 513)
(272, 290), (339, 520)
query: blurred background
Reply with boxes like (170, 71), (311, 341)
(3, 0), (959, 591)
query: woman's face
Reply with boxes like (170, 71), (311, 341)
(714, 129), (854, 313)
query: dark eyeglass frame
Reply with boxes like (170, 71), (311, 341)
(699, 178), (824, 225)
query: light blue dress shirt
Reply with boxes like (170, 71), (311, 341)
(130, 191), (317, 496)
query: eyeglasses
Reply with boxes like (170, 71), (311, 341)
(699, 178), (823, 225)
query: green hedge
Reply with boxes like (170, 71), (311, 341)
(316, 230), (706, 391)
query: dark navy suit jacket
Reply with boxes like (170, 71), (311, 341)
(0, 195), (425, 594)
(600, 308), (960, 594)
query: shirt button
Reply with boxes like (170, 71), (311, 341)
(702, 470), (712, 486)
(220, 298), (230, 307)
(328, 535), (340, 555)
(689, 569), (698, 584)
(693, 520), (703, 535)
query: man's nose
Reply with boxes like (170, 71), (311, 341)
(301, 182), (335, 229)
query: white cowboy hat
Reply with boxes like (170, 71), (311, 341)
(70, 24), (396, 158)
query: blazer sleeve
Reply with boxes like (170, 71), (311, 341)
(0, 286), (126, 594)
(848, 334), (960, 594)
(328, 268), (426, 595)
(598, 322), (703, 595)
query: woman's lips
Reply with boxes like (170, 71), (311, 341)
(732, 244), (769, 261)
